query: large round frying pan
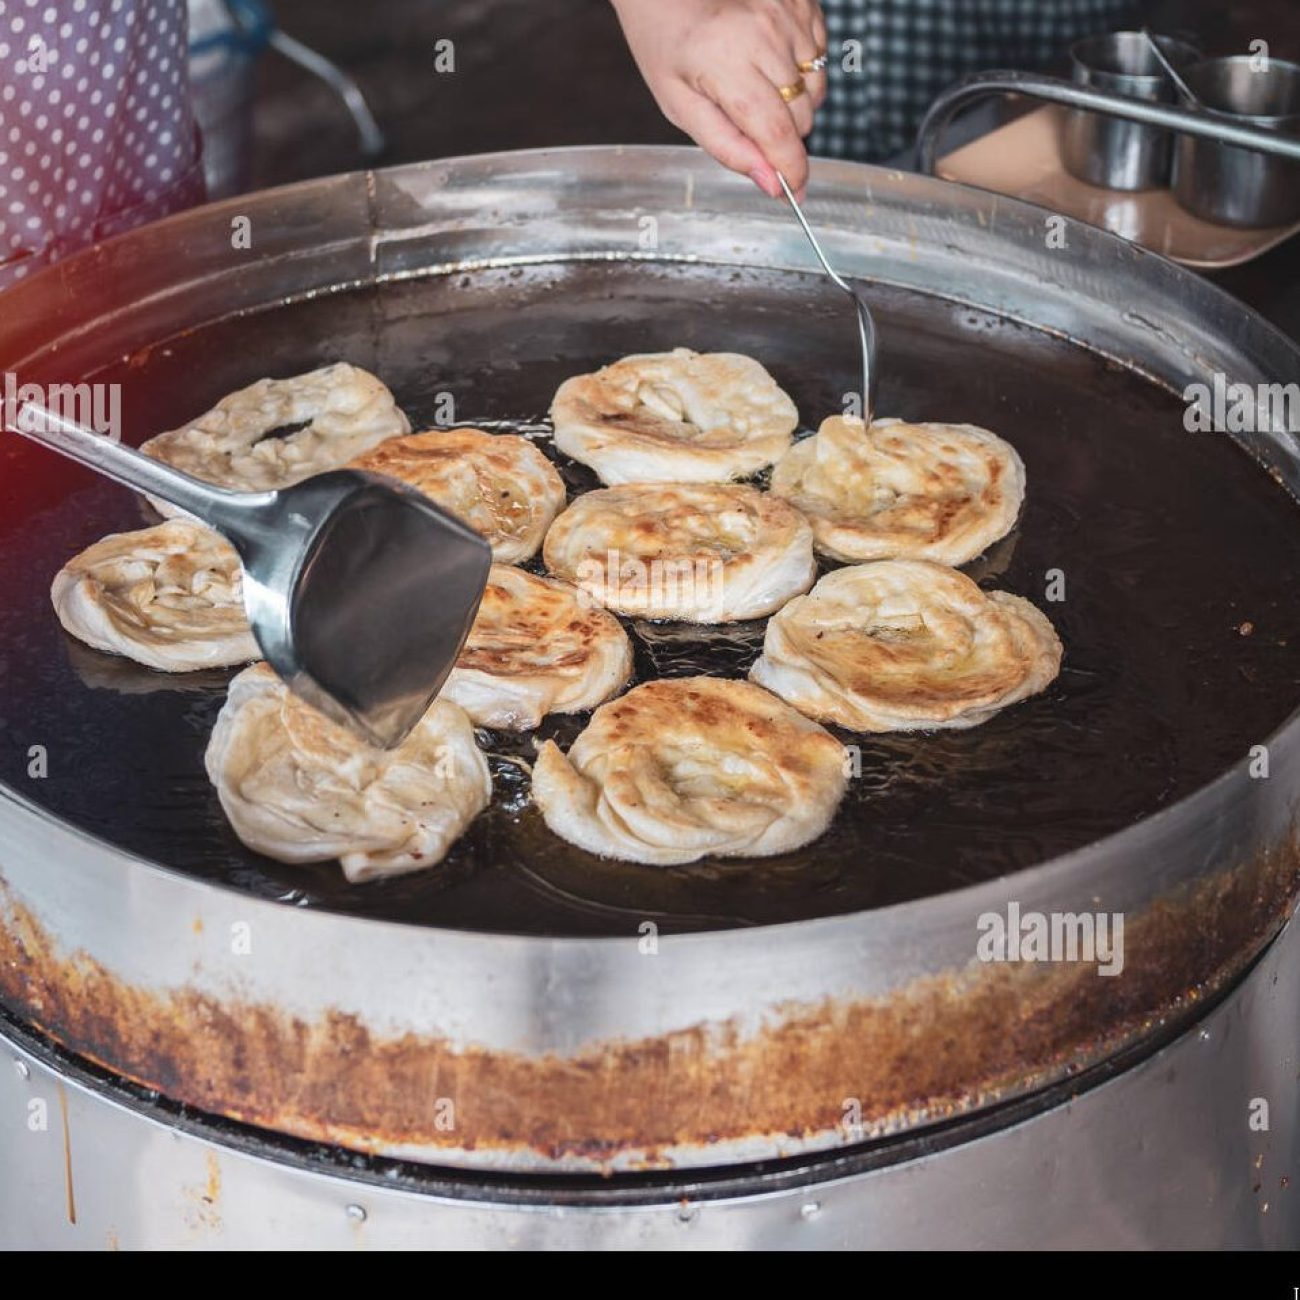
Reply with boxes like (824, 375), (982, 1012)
(1, 147), (1298, 1172)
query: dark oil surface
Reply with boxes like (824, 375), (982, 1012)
(2, 261), (1299, 936)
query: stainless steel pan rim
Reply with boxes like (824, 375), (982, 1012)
(0, 691), (1294, 953)
(1, 146), (1298, 1173)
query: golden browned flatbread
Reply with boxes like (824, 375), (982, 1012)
(442, 564), (632, 729)
(532, 677), (849, 865)
(542, 481), (814, 622)
(205, 663), (491, 882)
(770, 415), (1025, 564)
(551, 348), (797, 484)
(140, 363), (408, 514)
(51, 519), (258, 671)
(350, 428), (565, 563)
(750, 560), (1062, 731)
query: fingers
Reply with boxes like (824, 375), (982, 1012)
(784, 80), (816, 140)
(789, 80), (817, 138)
(810, 3), (829, 57)
(788, 0), (829, 108)
(749, 29), (815, 137)
(800, 67), (828, 112)
(752, 50), (814, 137)
(701, 64), (811, 195)
(759, 0), (832, 106)
(753, 0), (824, 120)
(798, 21), (829, 107)
(617, 0), (822, 201)
(664, 84), (781, 197)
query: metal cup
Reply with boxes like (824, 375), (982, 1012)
(1061, 32), (1201, 190)
(1172, 56), (1300, 228)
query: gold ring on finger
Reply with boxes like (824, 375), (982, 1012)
(797, 50), (829, 73)
(778, 77), (808, 104)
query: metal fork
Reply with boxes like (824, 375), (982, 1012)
(777, 173), (878, 428)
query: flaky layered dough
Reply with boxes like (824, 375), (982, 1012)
(770, 416), (1025, 564)
(542, 482), (815, 622)
(206, 664), (491, 882)
(550, 347), (798, 484)
(140, 363), (409, 516)
(51, 520), (259, 672)
(442, 565), (632, 729)
(348, 428), (566, 563)
(532, 677), (848, 865)
(750, 561), (1062, 731)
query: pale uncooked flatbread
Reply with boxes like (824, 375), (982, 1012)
(542, 481), (815, 622)
(349, 428), (566, 564)
(205, 663), (491, 882)
(140, 363), (409, 515)
(532, 677), (849, 865)
(441, 565), (632, 729)
(750, 560), (1062, 731)
(770, 415), (1025, 565)
(51, 519), (258, 672)
(550, 347), (798, 484)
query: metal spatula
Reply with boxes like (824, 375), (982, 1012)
(6, 402), (491, 749)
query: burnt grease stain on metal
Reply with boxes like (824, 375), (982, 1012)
(1, 843), (1296, 1163)
(2, 261), (1300, 936)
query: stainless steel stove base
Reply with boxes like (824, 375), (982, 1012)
(2, 910), (1296, 1250)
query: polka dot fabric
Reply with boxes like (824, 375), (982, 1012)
(0, 0), (203, 290)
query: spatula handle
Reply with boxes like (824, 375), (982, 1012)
(4, 401), (245, 523)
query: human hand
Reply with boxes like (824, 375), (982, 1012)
(612, 0), (828, 200)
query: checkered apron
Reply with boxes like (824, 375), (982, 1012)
(811, 0), (1137, 160)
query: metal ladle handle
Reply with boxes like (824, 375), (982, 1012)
(915, 70), (1300, 174)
